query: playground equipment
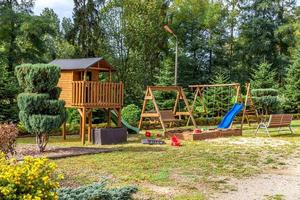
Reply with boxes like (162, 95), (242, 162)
(51, 58), (124, 144)
(242, 83), (260, 126)
(165, 83), (260, 140)
(217, 103), (244, 129)
(111, 110), (139, 134)
(189, 83), (259, 128)
(138, 86), (196, 132)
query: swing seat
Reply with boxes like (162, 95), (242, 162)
(160, 110), (179, 122)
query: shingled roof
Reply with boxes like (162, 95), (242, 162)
(49, 57), (115, 72)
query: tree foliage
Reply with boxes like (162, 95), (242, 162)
(1, 0), (300, 124)
(16, 64), (66, 152)
(284, 43), (300, 113)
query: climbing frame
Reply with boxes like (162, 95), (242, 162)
(241, 83), (260, 128)
(138, 86), (196, 132)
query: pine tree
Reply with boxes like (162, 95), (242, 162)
(251, 62), (280, 114)
(156, 58), (174, 86)
(284, 44), (300, 113)
(251, 62), (278, 89)
(0, 62), (18, 122)
(204, 72), (231, 117)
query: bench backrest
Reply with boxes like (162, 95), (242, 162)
(268, 114), (293, 128)
(160, 110), (177, 122)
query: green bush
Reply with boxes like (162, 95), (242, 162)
(121, 104), (141, 126)
(15, 64), (61, 93)
(252, 88), (281, 114)
(252, 88), (279, 97)
(16, 64), (66, 152)
(58, 181), (137, 200)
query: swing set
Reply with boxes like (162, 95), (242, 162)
(138, 86), (196, 132)
(188, 83), (259, 129)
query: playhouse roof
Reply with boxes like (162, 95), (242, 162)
(49, 57), (115, 72)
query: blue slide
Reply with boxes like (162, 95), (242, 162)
(217, 103), (244, 129)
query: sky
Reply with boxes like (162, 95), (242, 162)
(33, 0), (74, 19)
(33, 0), (300, 20)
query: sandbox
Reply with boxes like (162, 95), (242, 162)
(165, 128), (242, 141)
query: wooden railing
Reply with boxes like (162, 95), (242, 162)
(72, 81), (124, 108)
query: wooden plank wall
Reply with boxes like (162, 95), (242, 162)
(57, 71), (73, 106)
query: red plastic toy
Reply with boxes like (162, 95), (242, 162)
(145, 131), (151, 137)
(171, 135), (181, 146)
(193, 128), (202, 134)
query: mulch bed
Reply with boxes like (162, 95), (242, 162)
(13, 144), (113, 161)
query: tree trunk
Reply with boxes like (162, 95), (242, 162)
(36, 134), (49, 152)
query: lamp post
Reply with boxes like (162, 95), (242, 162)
(164, 25), (178, 86)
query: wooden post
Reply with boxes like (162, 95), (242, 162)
(62, 122), (66, 140)
(81, 107), (86, 145)
(88, 110), (92, 143)
(117, 108), (122, 127)
(180, 87), (197, 128)
(138, 87), (149, 129)
(79, 116), (82, 138)
(109, 70), (112, 82)
(107, 109), (112, 127)
(241, 84), (249, 132)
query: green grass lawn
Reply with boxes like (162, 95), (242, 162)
(17, 121), (300, 200)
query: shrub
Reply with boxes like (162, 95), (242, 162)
(16, 64), (66, 152)
(58, 181), (137, 200)
(252, 88), (281, 114)
(0, 123), (18, 157)
(121, 104), (141, 126)
(0, 153), (62, 200)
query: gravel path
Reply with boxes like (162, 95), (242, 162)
(213, 158), (300, 200)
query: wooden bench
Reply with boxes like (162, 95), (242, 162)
(160, 110), (178, 122)
(255, 114), (293, 136)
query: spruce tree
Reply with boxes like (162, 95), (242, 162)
(16, 64), (66, 152)
(0, 62), (18, 122)
(251, 62), (278, 89)
(251, 62), (280, 114)
(284, 44), (300, 113)
(204, 72), (231, 117)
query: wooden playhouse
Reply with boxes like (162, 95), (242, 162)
(50, 58), (124, 144)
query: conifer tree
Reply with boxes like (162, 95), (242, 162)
(204, 72), (231, 117)
(16, 64), (66, 152)
(251, 62), (278, 89)
(284, 44), (300, 113)
(251, 62), (280, 114)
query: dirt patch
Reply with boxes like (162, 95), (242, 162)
(207, 137), (291, 147)
(212, 157), (300, 200)
(13, 144), (113, 160)
(142, 183), (179, 198)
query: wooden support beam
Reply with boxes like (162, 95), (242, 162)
(81, 108), (86, 145)
(141, 113), (160, 117)
(189, 83), (240, 88)
(148, 86), (181, 91)
(107, 109), (111, 127)
(117, 108), (122, 127)
(79, 115), (82, 138)
(88, 110), (92, 143)
(180, 87), (197, 128)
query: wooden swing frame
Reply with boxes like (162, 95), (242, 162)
(188, 83), (259, 130)
(138, 86), (197, 132)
